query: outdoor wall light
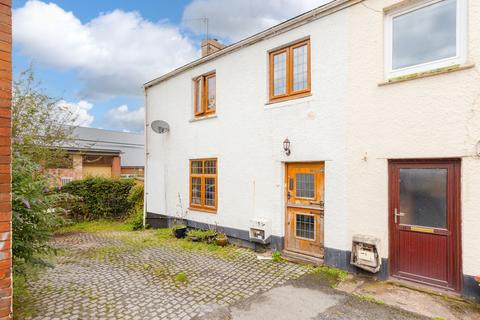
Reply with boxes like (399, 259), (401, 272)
(283, 138), (291, 156)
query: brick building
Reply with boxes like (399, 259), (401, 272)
(48, 127), (144, 186)
(0, 0), (11, 318)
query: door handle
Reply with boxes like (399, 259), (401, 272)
(394, 208), (405, 224)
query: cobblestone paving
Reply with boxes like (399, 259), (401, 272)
(25, 231), (309, 320)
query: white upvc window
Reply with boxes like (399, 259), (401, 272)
(385, 0), (467, 79)
(61, 177), (73, 186)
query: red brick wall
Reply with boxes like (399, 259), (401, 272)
(112, 156), (121, 177)
(120, 167), (144, 176)
(0, 0), (11, 318)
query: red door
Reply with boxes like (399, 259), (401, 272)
(389, 159), (461, 292)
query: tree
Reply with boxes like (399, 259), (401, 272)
(12, 67), (76, 165)
(12, 68), (77, 266)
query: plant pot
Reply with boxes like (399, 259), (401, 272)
(174, 226), (187, 239)
(216, 236), (228, 247)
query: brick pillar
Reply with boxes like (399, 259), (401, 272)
(0, 1), (11, 319)
(72, 154), (83, 180)
(112, 156), (121, 177)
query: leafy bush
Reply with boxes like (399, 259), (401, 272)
(61, 177), (135, 220)
(12, 155), (67, 264)
(126, 184), (145, 230)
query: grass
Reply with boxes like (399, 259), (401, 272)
(57, 220), (133, 233)
(59, 221), (242, 261)
(186, 228), (216, 241)
(311, 266), (348, 288)
(13, 255), (58, 319)
(13, 266), (36, 319)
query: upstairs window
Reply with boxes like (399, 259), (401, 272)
(385, 0), (466, 78)
(194, 72), (216, 117)
(189, 158), (217, 212)
(269, 39), (310, 103)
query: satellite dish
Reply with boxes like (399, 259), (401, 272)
(151, 120), (170, 134)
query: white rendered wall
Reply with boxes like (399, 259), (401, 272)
(146, 0), (480, 277)
(146, 11), (350, 251)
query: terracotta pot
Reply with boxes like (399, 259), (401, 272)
(216, 236), (228, 247)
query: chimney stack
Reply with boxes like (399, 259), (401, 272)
(201, 38), (225, 57)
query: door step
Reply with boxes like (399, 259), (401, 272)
(282, 250), (324, 266)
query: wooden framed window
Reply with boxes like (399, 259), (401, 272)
(193, 72), (216, 117)
(189, 158), (217, 212)
(269, 39), (310, 103)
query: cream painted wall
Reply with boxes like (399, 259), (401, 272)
(346, 0), (480, 275)
(146, 0), (480, 277)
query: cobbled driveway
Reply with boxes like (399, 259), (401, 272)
(24, 230), (309, 320)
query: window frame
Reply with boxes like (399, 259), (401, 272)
(384, 0), (467, 79)
(193, 71), (216, 117)
(269, 38), (311, 103)
(189, 158), (218, 212)
(294, 212), (317, 241)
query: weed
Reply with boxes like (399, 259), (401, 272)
(431, 317), (446, 320)
(271, 250), (283, 262)
(312, 266), (348, 288)
(152, 267), (168, 278)
(173, 271), (188, 283)
(354, 293), (385, 305)
(88, 294), (99, 301)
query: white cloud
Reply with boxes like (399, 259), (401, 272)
(182, 0), (333, 41)
(13, 0), (198, 99)
(56, 100), (94, 127)
(104, 105), (144, 132)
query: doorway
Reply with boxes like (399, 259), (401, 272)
(389, 159), (461, 291)
(284, 162), (324, 258)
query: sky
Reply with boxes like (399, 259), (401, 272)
(13, 0), (331, 132)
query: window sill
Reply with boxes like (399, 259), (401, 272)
(379, 64), (475, 86)
(189, 114), (217, 122)
(266, 92), (311, 105)
(188, 207), (217, 214)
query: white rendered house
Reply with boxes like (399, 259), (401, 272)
(144, 0), (480, 299)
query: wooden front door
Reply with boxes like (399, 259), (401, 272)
(285, 162), (324, 258)
(389, 159), (461, 292)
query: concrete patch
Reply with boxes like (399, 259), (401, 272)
(229, 285), (340, 320)
(337, 277), (480, 320)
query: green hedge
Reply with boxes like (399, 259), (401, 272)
(126, 184), (145, 230)
(61, 177), (135, 220)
